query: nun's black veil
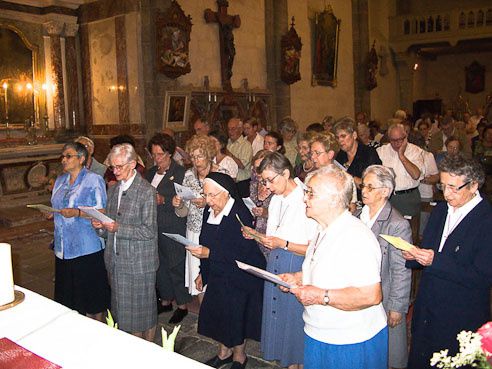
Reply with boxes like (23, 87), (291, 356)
(205, 172), (241, 200)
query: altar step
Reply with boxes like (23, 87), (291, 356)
(0, 205), (46, 228)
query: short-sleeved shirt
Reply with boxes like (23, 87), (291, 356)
(227, 135), (253, 182)
(302, 211), (387, 345)
(51, 168), (107, 259)
(418, 150), (438, 199)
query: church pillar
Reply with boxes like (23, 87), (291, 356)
(64, 24), (80, 132)
(395, 53), (414, 112)
(43, 21), (66, 133)
(115, 15), (130, 125)
(352, 0), (371, 117)
(265, 0), (290, 127)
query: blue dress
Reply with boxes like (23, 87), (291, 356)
(261, 249), (305, 366)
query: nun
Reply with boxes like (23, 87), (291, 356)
(187, 172), (266, 369)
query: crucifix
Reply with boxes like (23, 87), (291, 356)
(204, 0), (241, 93)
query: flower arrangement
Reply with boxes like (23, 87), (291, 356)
(431, 322), (492, 368)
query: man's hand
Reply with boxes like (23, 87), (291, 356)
(388, 311), (403, 328)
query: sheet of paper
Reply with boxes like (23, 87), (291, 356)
(27, 204), (60, 213)
(236, 260), (293, 289)
(333, 160), (347, 171)
(162, 233), (200, 248)
(379, 234), (416, 252)
(78, 206), (114, 223)
(235, 214), (262, 241)
(174, 183), (199, 201)
(242, 197), (256, 213)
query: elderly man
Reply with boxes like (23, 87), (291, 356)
(377, 123), (424, 242)
(428, 116), (470, 155)
(226, 117), (253, 196)
(280, 165), (387, 369)
(404, 154), (492, 369)
(194, 117), (211, 136)
(75, 136), (107, 177)
(92, 143), (158, 342)
(243, 118), (264, 156)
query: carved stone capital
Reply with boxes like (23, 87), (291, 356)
(43, 21), (65, 36)
(64, 23), (79, 37)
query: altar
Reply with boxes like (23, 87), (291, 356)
(0, 286), (209, 369)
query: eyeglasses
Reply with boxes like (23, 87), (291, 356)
(303, 188), (316, 199)
(260, 173), (280, 186)
(201, 190), (223, 199)
(389, 136), (406, 143)
(109, 161), (132, 172)
(152, 152), (169, 158)
(60, 154), (79, 160)
(360, 184), (386, 192)
(311, 150), (327, 157)
(436, 181), (471, 193)
(190, 154), (207, 161)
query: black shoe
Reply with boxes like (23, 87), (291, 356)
(157, 301), (173, 314)
(204, 354), (233, 368)
(230, 357), (248, 369)
(168, 308), (188, 324)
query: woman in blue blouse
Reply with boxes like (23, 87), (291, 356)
(51, 142), (110, 321)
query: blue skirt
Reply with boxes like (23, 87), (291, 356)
(304, 326), (388, 369)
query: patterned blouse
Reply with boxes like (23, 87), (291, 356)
(250, 170), (273, 257)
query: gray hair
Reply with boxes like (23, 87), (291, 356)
(109, 143), (137, 164)
(387, 123), (406, 136)
(334, 118), (356, 135)
(439, 154), (485, 187)
(362, 165), (396, 196)
(257, 151), (294, 178)
(306, 165), (353, 209)
(278, 116), (297, 134)
(63, 142), (88, 166)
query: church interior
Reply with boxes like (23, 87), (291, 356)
(0, 0), (492, 368)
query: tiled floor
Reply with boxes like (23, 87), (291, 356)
(1, 221), (282, 369)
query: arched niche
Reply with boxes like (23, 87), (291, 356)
(0, 24), (39, 128)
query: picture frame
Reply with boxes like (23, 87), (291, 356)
(311, 6), (341, 87)
(163, 91), (190, 132)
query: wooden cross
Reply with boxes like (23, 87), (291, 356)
(204, 0), (241, 93)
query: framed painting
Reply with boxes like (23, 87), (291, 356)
(163, 91), (190, 132)
(311, 6), (341, 87)
(156, 1), (192, 79)
(465, 61), (485, 94)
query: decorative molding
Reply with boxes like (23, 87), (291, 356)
(43, 20), (64, 36)
(64, 23), (78, 37)
(0, 1), (78, 16)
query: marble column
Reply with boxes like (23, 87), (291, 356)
(44, 21), (66, 133)
(64, 24), (80, 132)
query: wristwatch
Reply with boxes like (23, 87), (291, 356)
(283, 240), (289, 250)
(322, 290), (330, 306)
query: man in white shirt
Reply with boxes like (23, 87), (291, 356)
(280, 165), (387, 369)
(243, 118), (264, 156)
(377, 123), (424, 242)
(226, 118), (253, 196)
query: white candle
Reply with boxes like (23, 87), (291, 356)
(0, 243), (15, 305)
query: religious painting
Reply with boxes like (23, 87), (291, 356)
(0, 26), (37, 125)
(163, 91), (190, 132)
(281, 17), (302, 85)
(366, 41), (378, 90)
(311, 6), (341, 87)
(156, 1), (192, 79)
(465, 61), (485, 94)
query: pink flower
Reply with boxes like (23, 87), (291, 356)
(478, 321), (492, 358)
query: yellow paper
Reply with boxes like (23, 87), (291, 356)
(379, 234), (415, 252)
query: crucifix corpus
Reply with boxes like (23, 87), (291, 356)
(204, 0), (241, 93)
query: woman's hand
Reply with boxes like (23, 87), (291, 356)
(261, 236), (285, 250)
(103, 221), (119, 233)
(195, 274), (203, 292)
(403, 247), (434, 266)
(91, 219), (103, 229)
(388, 311), (403, 328)
(278, 273), (302, 292)
(156, 193), (165, 205)
(291, 285), (324, 306)
(241, 226), (259, 240)
(186, 245), (210, 259)
(172, 195), (183, 208)
(42, 211), (54, 220)
(60, 208), (79, 218)
(191, 197), (207, 208)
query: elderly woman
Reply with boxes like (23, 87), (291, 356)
(146, 133), (191, 324)
(51, 142), (109, 321)
(172, 135), (222, 300)
(243, 152), (317, 369)
(92, 143), (158, 341)
(249, 149), (274, 257)
(209, 130), (238, 180)
(187, 172), (265, 369)
(279, 117), (298, 166)
(334, 118), (381, 192)
(357, 165), (412, 369)
(280, 165), (388, 369)
(405, 155), (492, 369)
(294, 132), (315, 182)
